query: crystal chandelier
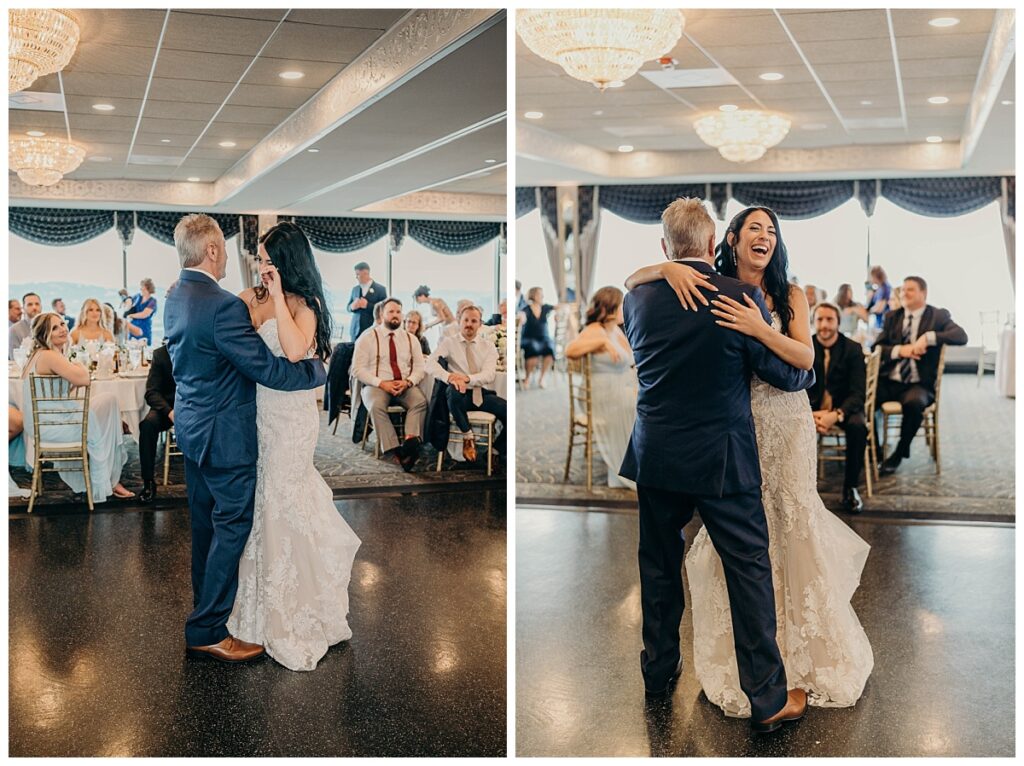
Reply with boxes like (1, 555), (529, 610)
(9, 9), (81, 94)
(9, 136), (86, 186)
(693, 110), (792, 163)
(517, 9), (684, 90)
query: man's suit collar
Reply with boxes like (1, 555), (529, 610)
(179, 268), (218, 285)
(671, 258), (715, 274)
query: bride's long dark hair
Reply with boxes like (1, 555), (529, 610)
(714, 205), (793, 337)
(254, 221), (332, 362)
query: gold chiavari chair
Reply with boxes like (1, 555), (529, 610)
(977, 310), (1001, 385)
(882, 344), (947, 473)
(362, 405), (407, 458)
(162, 427), (183, 485)
(563, 354), (593, 490)
(27, 373), (93, 512)
(436, 411), (496, 477)
(817, 348), (881, 497)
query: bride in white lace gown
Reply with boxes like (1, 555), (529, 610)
(227, 222), (361, 671)
(627, 206), (872, 716)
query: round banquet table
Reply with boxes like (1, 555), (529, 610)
(995, 326), (1015, 398)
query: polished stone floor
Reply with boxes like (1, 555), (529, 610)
(516, 506), (1014, 757)
(10, 491), (507, 757)
(517, 373), (1015, 519)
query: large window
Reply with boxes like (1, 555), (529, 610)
(515, 210), (556, 306)
(312, 241), (388, 343)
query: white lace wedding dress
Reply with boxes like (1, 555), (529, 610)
(685, 313), (873, 717)
(227, 319), (361, 671)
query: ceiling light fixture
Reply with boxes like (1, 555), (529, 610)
(860, 100), (873, 105)
(927, 96), (949, 104)
(524, 111), (544, 119)
(759, 72), (784, 81)
(278, 70), (304, 80)
(484, 158), (497, 163)
(618, 145), (634, 152)
(593, 110), (604, 116)
(607, 80), (625, 88)
(925, 135), (943, 143)
(307, 148), (319, 153)
(26, 130), (45, 137)
(719, 104), (738, 112)
(694, 109), (791, 163)
(187, 176), (200, 182)
(92, 103), (115, 111)
(160, 138), (171, 143)
(218, 140), (236, 147)
(516, 9), (685, 90)
(1001, 100), (1013, 105)
(9, 135), (85, 185)
(928, 17), (960, 27)
(9, 9), (80, 94)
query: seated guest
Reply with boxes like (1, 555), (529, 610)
(138, 342), (175, 504)
(426, 304), (506, 463)
(804, 284), (821, 314)
(874, 276), (968, 475)
(412, 285), (455, 331)
(519, 287), (555, 388)
(8, 405), (30, 499)
(71, 298), (115, 345)
(405, 310), (431, 355)
(18, 312), (133, 501)
(9, 292), (41, 359)
(9, 299), (22, 326)
(809, 303), (868, 512)
(866, 265), (893, 330)
(125, 278), (157, 345)
(565, 286), (637, 490)
(353, 298), (427, 471)
(52, 297), (75, 331)
(102, 302), (128, 345)
(485, 300), (508, 327)
(834, 283), (868, 336)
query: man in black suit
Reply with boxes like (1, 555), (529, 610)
(874, 276), (967, 475)
(347, 261), (387, 342)
(620, 198), (814, 733)
(809, 302), (867, 512)
(138, 342), (175, 503)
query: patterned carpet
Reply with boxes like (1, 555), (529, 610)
(516, 372), (1014, 519)
(10, 409), (503, 510)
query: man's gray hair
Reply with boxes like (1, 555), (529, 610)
(458, 303), (483, 319)
(661, 197), (716, 260)
(174, 213), (223, 268)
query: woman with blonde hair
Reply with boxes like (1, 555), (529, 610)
(565, 286), (637, 489)
(71, 298), (115, 345)
(19, 312), (133, 501)
(404, 310), (431, 355)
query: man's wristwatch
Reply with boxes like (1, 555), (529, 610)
(835, 408), (845, 424)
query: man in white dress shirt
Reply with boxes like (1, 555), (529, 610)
(426, 304), (506, 463)
(874, 275), (967, 475)
(8, 292), (41, 359)
(353, 297), (427, 471)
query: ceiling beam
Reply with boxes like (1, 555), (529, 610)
(960, 8), (1015, 167)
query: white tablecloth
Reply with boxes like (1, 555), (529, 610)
(996, 327), (1015, 398)
(10, 374), (150, 442)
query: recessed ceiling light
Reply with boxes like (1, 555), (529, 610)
(929, 17), (960, 27)
(759, 72), (784, 81)
(1002, 100), (1013, 105)
(719, 104), (738, 112)
(607, 81), (625, 88)
(802, 123), (828, 131)
(524, 111), (543, 119)
(925, 135), (943, 143)
(88, 155), (112, 162)
(307, 148), (320, 153)
(92, 103), (115, 111)
(218, 140), (237, 148)
(928, 96), (949, 104)
(484, 159), (496, 163)
(160, 138), (171, 143)
(26, 130), (45, 137)
(860, 100), (873, 106)
(187, 176), (200, 182)
(618, 144), (634, 153)
(593, 110), (604, 116)
(278, 70), (304, 80)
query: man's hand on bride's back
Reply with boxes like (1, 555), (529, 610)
(664, 261), (717, 311)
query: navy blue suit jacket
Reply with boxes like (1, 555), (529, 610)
(620, 260), (814, 497)
(347, 280), (387, 341)
(164, 269), (327, 469)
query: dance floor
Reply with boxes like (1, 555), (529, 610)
(516, 372), (1015, 520)
(9, 490), (507, 757)
(515, 506), (1014, 757)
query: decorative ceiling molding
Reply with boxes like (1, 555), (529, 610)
(214, 8), (502, 205)
(960, 8), (1015, 167)
(517, 123), (613, 177)
(9, 176), (214, 209)
(355, 191), (505, 220)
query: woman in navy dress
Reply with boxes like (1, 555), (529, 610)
(865, 265), (892, 331)
(518, 286), (555, 389)
(126, 277), (158, 344)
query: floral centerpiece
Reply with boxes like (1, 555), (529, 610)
(482, 325), (507, 372)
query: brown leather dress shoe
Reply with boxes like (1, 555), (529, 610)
(186, 635), (265, 663)
(751, 688), (807, 733)
(463, 437), (477, 462)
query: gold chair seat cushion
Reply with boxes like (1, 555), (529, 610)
(881, 401), (937, 415)
(466, 411), (497, 424)
(38, 441), (84, 451)
(386, 405), (405, 414)
(573, 414), (588, 427)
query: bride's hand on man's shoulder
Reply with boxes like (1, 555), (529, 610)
(664, 261), (717, 311)
(710, 293), (767, 339)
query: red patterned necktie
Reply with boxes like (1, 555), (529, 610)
(388, 332), (402, 381)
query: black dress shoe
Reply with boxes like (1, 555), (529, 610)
(878, 454), (902, 476)
(841, 486), (863, 513)
(138, 481), (157, 505)
(644, 658), (683, 696)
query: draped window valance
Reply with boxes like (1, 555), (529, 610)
(292, 216), (393, 253)
(598, 184), (707, 224)
(10, 208), (121, 246)
(135, 211), (240, 245)
(406, 219), (502, 254)
(516, 186), (537, 218)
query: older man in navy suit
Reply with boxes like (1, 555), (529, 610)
(620, 198), (814, 733)
(165, 214), (326, 663)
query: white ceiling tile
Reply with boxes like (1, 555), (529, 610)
(260, 23), (386, 64)
(778, 9), (891, 42)
(162, 11), (282, 57)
